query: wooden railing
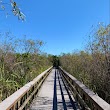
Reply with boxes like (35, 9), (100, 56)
(1, 66), (110, 110)
(0, 67), (52, 110)
(59, 67), (110, 110)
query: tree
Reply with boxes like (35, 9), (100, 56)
(0, 32), (51, 101)
(59, 24), (110, 103)
(0, 0), (25, 21)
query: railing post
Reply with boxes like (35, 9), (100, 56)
(59, 67), (110, 110)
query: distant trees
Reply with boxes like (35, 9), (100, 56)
(47, 55), (60, 68)
(59, 24), (110, 103)
(52, 56), (60, 68)
(0, 32), (52, 101)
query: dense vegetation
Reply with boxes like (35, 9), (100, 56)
(59, 24), (110, 103)
(0, 32), (52, 101)
(1, 24), (110, 104)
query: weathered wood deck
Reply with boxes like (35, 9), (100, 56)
(29, 69), (78, 110)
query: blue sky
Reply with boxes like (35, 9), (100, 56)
(0, 0), (109, 55)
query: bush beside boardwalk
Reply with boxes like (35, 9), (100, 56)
(59, 24), (110, 103)
(0, 33), (52, 101)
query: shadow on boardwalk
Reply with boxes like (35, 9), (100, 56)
(52, 69), (79, 110)
(30, 69), (79, 110)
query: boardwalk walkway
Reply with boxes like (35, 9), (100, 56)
(29, 69), (79, 110)
(0, 67), (109, 110)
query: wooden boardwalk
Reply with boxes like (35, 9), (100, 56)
(0, 67), (110, 110)
(29, 69), (79, 110)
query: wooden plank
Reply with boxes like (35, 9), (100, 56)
(30, 69), (78, 110)
(60, 67), (110, 110)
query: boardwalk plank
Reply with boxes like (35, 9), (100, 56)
(29, 69), (78, 110)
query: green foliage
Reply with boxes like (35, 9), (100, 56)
(52, 55), (60, 68)
(60, 24), (110, 103)
(0, 32), (52, 101)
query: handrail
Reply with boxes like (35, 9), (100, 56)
(0, 66), (52, 110)
(59, 67), (110, 110)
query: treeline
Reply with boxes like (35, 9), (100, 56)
(60, 24), (110, 103)
(0, 32), (52, 101)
